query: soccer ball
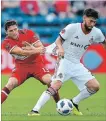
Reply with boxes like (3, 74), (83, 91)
(56, 98), (73, 116)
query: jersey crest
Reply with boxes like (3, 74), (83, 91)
(5, 43), (11, 51)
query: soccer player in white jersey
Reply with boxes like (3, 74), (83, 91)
(28, 8), (106, 116)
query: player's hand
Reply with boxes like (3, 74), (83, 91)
(58, 47), (64, 59)
(22, 41), (46, 54)
(39, 46), (46, 54)
(22, 41), (35, 50)
(22, 46), (33, 50)
(22, 41), (33, 48)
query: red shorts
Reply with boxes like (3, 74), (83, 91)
(10, 62), (50, 85)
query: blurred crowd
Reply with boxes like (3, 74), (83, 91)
(1, 0), (106, 18)
(1, 0), (106, 42)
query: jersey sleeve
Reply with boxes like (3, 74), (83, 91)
(27, 29), (40, 45)
(2, 39), (17, 53)
(59, 23), (77, 40)
(94, 29), (105, 43)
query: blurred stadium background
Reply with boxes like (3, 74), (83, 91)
(1, 0), (106, 121)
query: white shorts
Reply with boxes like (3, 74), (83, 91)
(52, 58), (95, 91)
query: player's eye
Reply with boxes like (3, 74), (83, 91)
(91, 20), (96, 24)
(14, 28), (18, 31)
(9, 30), (13, 32)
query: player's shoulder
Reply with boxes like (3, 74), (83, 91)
(65, 23), (80, 32)
(2, 37), (13, 49)
(3, 36), (12, 43)
(66, 23), (80, 28)
(64, 23), (80, 34)
(19, 29), (34, 35)
(92, 26), (102, 34)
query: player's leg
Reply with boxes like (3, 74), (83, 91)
(71, 78), (99, 116)
(71, 63), (98, 115)
(1, 77), (18, 104)
(28, 58), (70, 116)
(42, 73), (60, 103)
(29, 72), (61, 116)
(72, 78), (99, 105)
(28, 80), (62, 116)
(1, 67), (28, 104)
(34, 65), (60, 102)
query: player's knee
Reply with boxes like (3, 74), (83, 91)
(87, 81), (100, 92)
(51, 80), (62, 90)
(92, 83), (100, 92)
(5, 77), (18, 91)
(42, 74), (51, 85)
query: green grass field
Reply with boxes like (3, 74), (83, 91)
(1, 74), (106, 121)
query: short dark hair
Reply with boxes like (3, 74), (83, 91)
(83, 8), (99, 19)
(4, 20), (18, 31)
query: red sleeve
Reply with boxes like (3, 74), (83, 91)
(27, 29), (40, 44)
(2, 39), (17, 53)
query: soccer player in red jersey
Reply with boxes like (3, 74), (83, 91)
(1, 20), (60, 115)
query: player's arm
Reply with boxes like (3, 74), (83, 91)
(55, 24), (74, 58)
(2, 40), (36, 56)
(23, 41), (45, 54)
(22, 30), (46, 54)
(32, 40), (44, 48)
(96, 29), (106, 49)
(33, 40), (45, 54)
(29, 29), (45, 52)
(55, 36), (64, 58)
(102, 39), (106, 49)
(10, 46), (42, 56)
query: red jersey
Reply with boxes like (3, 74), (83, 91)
(2, 29), (44, 66)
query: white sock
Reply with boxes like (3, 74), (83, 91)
(72, 88), (96, 105)
(33, 91), (51, 112)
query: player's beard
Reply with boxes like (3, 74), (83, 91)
(84, 23), (93, 32)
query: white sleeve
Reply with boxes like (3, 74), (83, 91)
(59, 24), (77, 40)
(94, 29), (105, 43)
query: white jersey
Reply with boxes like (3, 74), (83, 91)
(59, 23), (105, 63)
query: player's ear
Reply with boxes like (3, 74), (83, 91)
(83, 15), (86, 22)
(5, 31), (8, 35)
